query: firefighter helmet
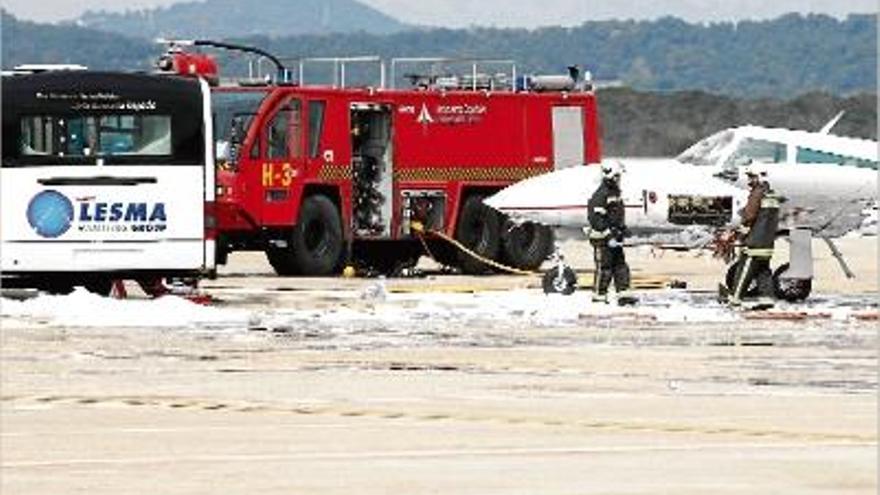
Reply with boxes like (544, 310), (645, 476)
(601, 161), (623, 179)
(744, 164), (767, 178)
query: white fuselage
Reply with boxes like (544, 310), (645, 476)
(484, 159), (748, 235)
(486, 125), (878, 239)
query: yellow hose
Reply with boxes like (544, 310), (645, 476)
(411, 221), (537, 276)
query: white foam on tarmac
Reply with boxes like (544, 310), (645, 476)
(3, 286), (872, 332)
(264, 289), (738, 330)
(0, 287), (251, 329)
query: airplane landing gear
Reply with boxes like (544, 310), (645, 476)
(772, 263), (812, 302)
(542, 244), (577, 295)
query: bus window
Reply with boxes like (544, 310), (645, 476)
(20, 114), (173, 160)
(308, 101), (326, 159)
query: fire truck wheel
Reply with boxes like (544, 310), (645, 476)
(268, 195), (344, 276)
(293, 195), (344, 276)
(266, 248), (292, 275)
(501, 220), (554, 270)
(455, 194), (502, 275)
(354, 241), (421, 277)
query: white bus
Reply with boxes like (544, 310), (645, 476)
(1, 70), (215, 294)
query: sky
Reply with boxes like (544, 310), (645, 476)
(2, 0), (877, 26)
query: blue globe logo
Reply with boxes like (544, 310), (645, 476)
(27, 190), (74, 238)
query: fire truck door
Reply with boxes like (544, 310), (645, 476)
(552, 106), (585, 170)
(259, 99), (304, 226)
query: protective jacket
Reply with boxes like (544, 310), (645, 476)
(741, 181), (781, 254)
(588, 180), (625, 239)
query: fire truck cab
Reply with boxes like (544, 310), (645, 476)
(167, 43), (603, 276)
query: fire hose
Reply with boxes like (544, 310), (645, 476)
(409, 221), (538, 276)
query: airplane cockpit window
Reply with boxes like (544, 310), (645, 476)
(676, 130), (734, 166)
(796, 147), (878, 170)
(724, 138), (787, 167)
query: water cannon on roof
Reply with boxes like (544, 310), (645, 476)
(155, 39), (293, 85)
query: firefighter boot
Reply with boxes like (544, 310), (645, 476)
(617, 294), (638, 307)
(717, 283), (730, 304)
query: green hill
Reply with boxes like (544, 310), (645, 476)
(3, 11), (874, 97)
(2, 10), (875, 156)
(1, 11), (155, 70)
(74, 0), (408, 39)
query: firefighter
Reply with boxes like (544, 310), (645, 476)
(588, 161), (637, 306)
(728, 165), (782, 308)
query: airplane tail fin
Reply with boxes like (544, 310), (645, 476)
(819, 111), (845, 135)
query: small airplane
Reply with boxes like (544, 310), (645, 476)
(485, 113), (878, 300)
(678, 112), (877, 238)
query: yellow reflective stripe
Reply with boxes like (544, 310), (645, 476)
(593, 207), (607, 214)
(761, 198), (780, 208)
(732, 257), (753, 303)
(744, 248), (774, 257)
(589, 229), (610, 239)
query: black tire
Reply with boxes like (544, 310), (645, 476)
(266, 247), (296, 275)
(267, 195), (344, 276)
(425, 240), (460, 270)
(542, 266), (578, 295)
(725, 259), (759, 299)
(454, 194), (502, 275)
(773, 263), (812, 302)
(83, 278), (113, 297)
(354, 240), (422, 277)
(501, 220), (554, 271)
(42, 279), (75, 296)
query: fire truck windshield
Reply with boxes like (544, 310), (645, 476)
(211, 90), (267, 166)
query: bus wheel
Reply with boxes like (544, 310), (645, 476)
(42, 279), (75, 296)
(83, 278), (113, 297)
(273, 195), (344, 276)
(455, 194), (501, 275)
(501, 220), (554, 271)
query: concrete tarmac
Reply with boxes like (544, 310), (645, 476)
(1, 239), (877, 494)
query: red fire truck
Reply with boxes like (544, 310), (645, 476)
(160, 41), (602, 276)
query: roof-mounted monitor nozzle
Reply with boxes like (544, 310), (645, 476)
(155, 39), (292, 84)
